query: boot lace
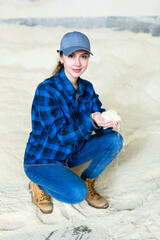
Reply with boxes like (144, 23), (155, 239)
(39, 190), (50, 202)
(87, 179), (100, 198)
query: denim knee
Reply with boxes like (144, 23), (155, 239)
(69, 181), (88, 204)
(110, 131), (123, 152)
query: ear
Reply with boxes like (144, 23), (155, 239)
(58, 52), (64, 64)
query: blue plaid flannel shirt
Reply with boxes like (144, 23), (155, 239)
(24, 68), (112, 165)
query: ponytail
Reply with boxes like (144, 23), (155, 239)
(51, 51), (64, 76)
(51, 61), (63, 76)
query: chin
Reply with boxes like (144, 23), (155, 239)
(72, 72), (82, 78)
(73, 70), (84, 77)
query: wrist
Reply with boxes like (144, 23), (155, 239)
(90, 115), (101, 129)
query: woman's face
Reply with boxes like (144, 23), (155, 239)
(59, 50), (90, 81)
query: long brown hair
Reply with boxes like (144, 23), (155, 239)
(51, 51), (63, 76)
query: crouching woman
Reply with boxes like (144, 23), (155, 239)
(24, 31), (123, 214)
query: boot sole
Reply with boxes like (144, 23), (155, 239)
(86, 199), (109, 209)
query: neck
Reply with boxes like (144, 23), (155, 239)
(64, 69), (78, 90)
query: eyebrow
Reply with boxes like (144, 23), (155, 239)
(80, 52), (90, 56)
(69, 52), (89, 56)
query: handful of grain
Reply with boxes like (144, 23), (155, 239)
(101, 110), (121, 123)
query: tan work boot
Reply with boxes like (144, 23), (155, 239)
(82, 177), (109, 209)
(29, 181), (53, 214)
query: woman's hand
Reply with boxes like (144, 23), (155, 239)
(91, 112), (119, 128)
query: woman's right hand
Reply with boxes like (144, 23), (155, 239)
(91, 112), (119, 128)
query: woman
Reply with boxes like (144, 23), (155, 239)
(24, 31), (123, 214)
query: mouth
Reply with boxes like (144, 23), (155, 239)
(72, 69), (81, 73)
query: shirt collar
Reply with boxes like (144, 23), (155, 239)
(60, 68), (84, 97)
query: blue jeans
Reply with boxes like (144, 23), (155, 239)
(24, 131), (123, 204)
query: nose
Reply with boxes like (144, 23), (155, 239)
(75, 57), (81, 66)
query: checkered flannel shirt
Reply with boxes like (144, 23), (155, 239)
(24, 68), (112, 165)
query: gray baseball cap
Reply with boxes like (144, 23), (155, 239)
(57, 31), (93, 56)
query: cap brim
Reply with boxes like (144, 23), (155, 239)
(57, 47), (93, 56)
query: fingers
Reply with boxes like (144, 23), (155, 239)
(99, 120), (119, 128)
(97, 120), (114, 127)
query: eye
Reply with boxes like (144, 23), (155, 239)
(81, 54), (89, 59)
(68, 54), (74, 58)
